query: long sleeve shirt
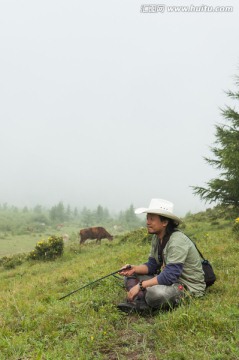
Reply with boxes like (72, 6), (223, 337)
(144, 256), (183, 285)
(144, 231), (206, 296)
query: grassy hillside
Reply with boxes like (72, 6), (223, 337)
(0, 213), (238, 360)
(0, 225), (79, 257)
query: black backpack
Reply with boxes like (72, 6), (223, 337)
(193, 241), (216, 287)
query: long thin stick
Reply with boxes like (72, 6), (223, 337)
(59, 265), (131, 300)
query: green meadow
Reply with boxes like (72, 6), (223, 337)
(0, 211), (239, 360)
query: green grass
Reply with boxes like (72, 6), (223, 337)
(0, 226), (79, 257)
(0, 220), (239, 359)
(0, 234), (40, 257)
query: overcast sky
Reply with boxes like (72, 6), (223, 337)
(0, 1), (238, 216)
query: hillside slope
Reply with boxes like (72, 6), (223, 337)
(0, 215), (239, 359)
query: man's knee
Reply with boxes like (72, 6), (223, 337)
(145, 285), (167, 307)
(145, 283), (184, 308)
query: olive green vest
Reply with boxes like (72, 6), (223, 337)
(149, 231), (206, 296)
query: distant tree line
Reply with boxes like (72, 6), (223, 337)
(0, 202), (144, 234)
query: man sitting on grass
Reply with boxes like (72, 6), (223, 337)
(117, 198), (206, 314)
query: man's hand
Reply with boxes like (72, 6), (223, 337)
(118, 264), (135, 277)
(127, 284), (140, 302)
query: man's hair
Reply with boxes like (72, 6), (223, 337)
(159, 215), (179, 249)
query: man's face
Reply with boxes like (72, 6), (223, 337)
(146, 213), (168, 235)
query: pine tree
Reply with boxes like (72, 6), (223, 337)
(192, 75), (239, 209)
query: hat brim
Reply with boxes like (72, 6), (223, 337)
(135, 207), (182, 224)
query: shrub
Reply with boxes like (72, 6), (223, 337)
(28, 235), (64, 261)
(0, 254), (27, 269)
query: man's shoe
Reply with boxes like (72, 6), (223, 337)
(117, 301), (137, 314)
(117, 299), (152, 314)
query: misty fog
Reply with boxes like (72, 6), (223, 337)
(0, 1), (238, 216)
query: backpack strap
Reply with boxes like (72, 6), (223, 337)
(177, 230), (206, 260)
(192, 241), (206, 260)
(183, 232), (206, 260)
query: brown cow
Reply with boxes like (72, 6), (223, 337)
(79, 226), (113, 245)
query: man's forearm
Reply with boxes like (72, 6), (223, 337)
(132, 264), (149, 275)
(141, 276), (158, 289)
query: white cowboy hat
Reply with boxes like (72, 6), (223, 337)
(135, 198), (182, 224)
